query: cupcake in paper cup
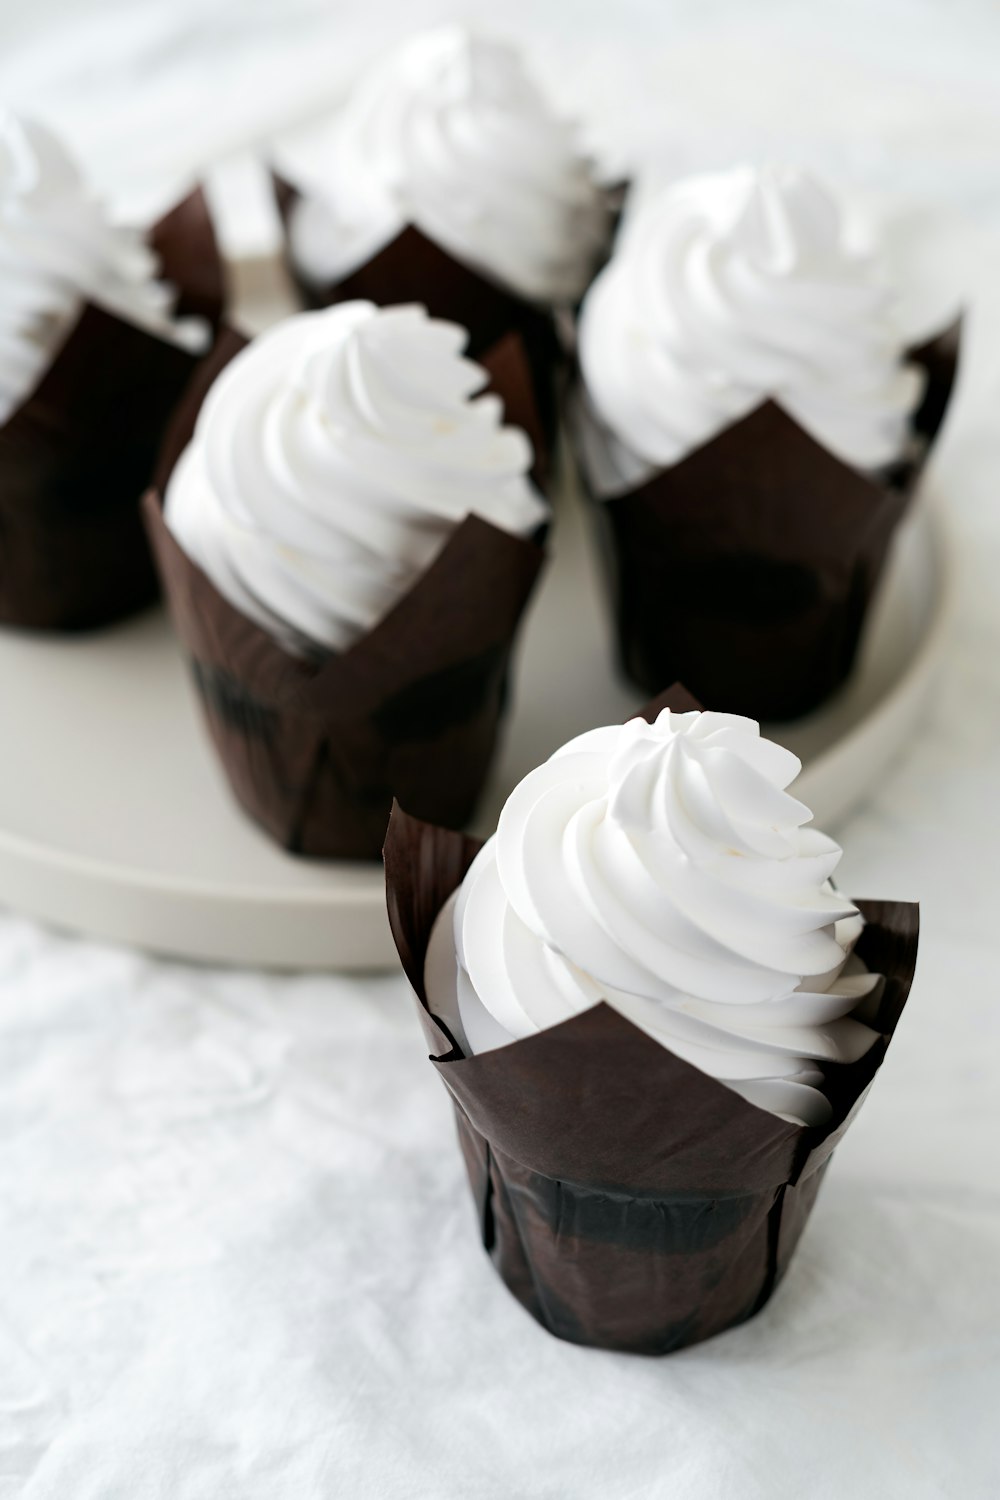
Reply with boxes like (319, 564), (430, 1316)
(0, 111), (224, 630)
(384, 685), (918, 1354)
(143, 300), (548, 860)
(274, 25), (612, 456)
(571, 165), (960, 721)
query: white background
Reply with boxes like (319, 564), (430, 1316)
(1, 2), (999, 1495)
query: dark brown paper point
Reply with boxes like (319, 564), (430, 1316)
(145, 324), (548, 860)
(382, 685), (919, 1354)
(592, 326), (961, 722)
(909, 317), (962, 444)
(0, 189), (225, 632)
(148, 186), (226, 329)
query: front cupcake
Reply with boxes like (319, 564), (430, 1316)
(573, 165), (959, 719)
(0, 111), (223, 630)
(278, 26), (611, 446)
(144, 300), (548, 859)
(384, 686), (919, 1354)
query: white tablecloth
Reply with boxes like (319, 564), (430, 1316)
(1, 3), (999, 1495)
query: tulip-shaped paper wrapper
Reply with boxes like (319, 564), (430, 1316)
(383, 686), (919, 1354)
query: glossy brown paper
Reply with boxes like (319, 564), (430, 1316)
(144, 331), (546, 860)
(0, 188), (225, 631)
(592, 326), (960, 721)
(273, 175), (559, 464)
(383, 686), (919, 1354)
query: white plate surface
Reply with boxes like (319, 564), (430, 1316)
(0, 444), (951, 969)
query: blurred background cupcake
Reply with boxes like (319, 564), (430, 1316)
(276, 25), (612, 452)
(146, 299), (548, 859)
(572, 164), (959, 720)
(0, 110), (224, 631)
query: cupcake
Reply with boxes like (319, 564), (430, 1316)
(384, 686), (919, 1354)
(276, 25), (611, 451)
(573, 165), (960, 720)
(0, 111), (223, 630)
(144, 300), (548, 859)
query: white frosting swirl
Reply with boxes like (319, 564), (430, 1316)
(289, 26), (608, 305)
(576, 165), (924, 491)
(426, 707), (881, 1127)
(165, 301), (547, 655)
(0, 111), (206, 425)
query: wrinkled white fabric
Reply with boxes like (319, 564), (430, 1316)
(1, 4), (999, 1499)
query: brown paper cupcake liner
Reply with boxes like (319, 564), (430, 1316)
(0, 188), (225, 632)
(272, 175), (559, 472)
(587, 324), (960, 722)
(143, 329), (547, 861)
(383, 684), (919, 1354)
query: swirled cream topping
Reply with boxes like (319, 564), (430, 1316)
(289, 25), (608, 305)
(0, 111), (205, 425)
(426, 706), (882, 1126)
(576, 165), (924, 492)
(165, 301), (547, 655)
